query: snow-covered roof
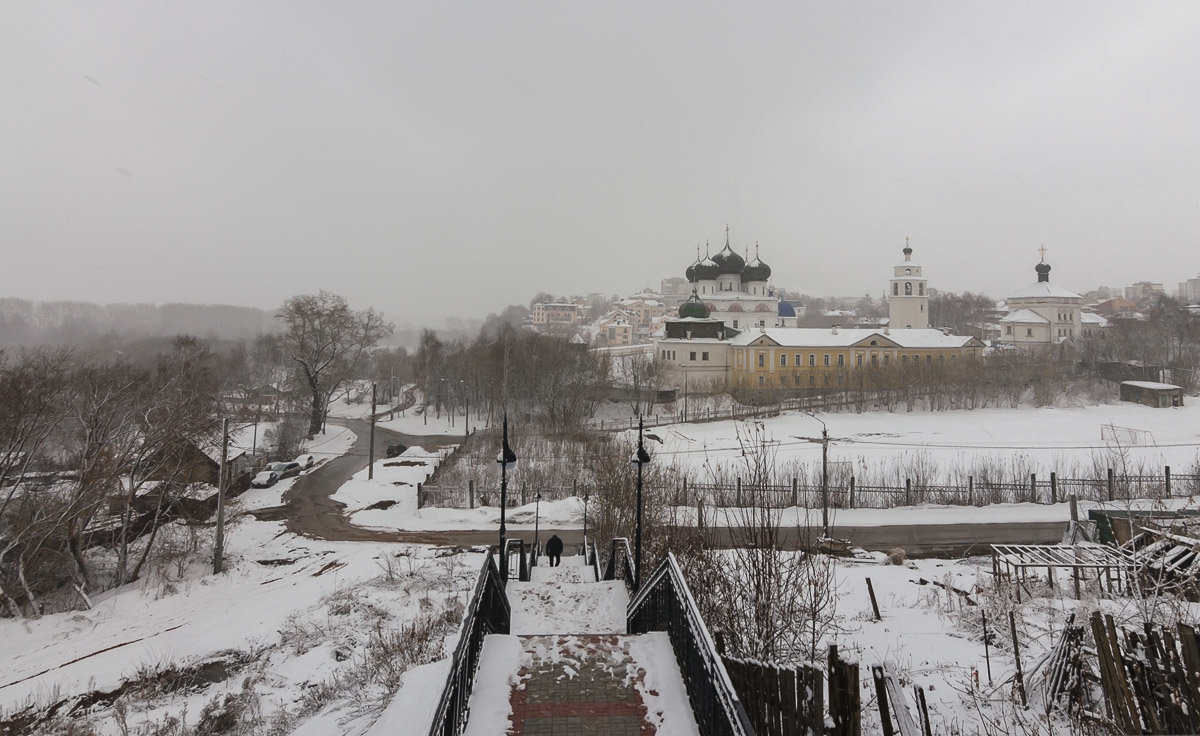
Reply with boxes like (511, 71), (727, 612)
(1081, 312), (1109, 326)
(729, 328), (978, 349)
(1006, 281), (1082, 300)
(999, 309), (1049, 324)
(1121, 380), (1181, 391)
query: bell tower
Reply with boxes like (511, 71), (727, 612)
(888, 237), (929, 329)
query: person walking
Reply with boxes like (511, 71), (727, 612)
(545, 534), (564, 567)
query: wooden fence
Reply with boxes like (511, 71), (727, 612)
(720, 645), (860, 736)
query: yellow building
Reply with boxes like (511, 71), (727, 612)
(728, 327), (984, 389)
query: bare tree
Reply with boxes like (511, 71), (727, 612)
(277, 291), (393, 436)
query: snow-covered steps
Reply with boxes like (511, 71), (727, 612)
(508, 558), (628, 635)
(464, 633), (701, 736)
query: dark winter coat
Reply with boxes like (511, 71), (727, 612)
(545, 535), (564, 556)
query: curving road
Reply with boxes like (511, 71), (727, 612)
(250, 419), (463, 543)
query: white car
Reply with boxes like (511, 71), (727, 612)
(294, 453), (315, 469)
(251, 470), (280, 488)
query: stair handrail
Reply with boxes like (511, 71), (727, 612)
(603, 537), (637, 595)
(428, 550), (510, 736)
(628, 552), (755, 736)
(587, 537), (601, 582)
(502, 537), (531, 582)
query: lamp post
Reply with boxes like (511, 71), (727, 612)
(498, 414), (517, 581)
(632, 416), (652, 591)
(803, 412), (830, 538)
(533, 491), (542, 554)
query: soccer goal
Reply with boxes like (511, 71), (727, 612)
(1100, 423), (1156, 447)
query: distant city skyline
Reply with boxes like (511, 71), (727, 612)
(3, 2), (1199, 327)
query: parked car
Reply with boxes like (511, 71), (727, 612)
(267, 461), (302, 479)
(294, 453), (315, 469)
(251, 470), (280, 488)
(386, 443), (407, 458)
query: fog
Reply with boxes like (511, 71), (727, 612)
(3, 1), (1198, 327)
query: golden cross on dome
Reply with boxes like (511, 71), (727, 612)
(1038, 244), (1048, 261)
(905, 235), (910, 248)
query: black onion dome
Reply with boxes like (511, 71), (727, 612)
(743, 254), (771, 282)
(693, 255), (720, 281)
(685, 260), (698, 283)
(1035, 261), (1052, 282)
(678, 290), (710, 319)
(712, 244), (745, 275)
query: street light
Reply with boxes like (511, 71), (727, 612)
(631, 416), (652, 591)
(534, 491), (543, 554)
(497, 414), (518, 581)
(801, 412), (831, 539)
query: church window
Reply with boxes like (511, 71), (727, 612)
(1026, 328), (1033, 337)
(1005, 326), (1012, 335)
(732, 320), (738, 329)
(905, 268), (912, 275)
(919, 283), (924, 296)
(758, 353), (765, 367)
(780, 354), (787, 367)
(893, 283), (899, 296)
(920, 304), (924, 312)
(702, 352), (709, 361)
(905, 283), (912, 295)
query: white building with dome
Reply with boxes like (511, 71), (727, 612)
(998, 252), (1085, 350)
(683, 227), (799, 331)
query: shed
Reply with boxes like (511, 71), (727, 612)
(1120, 380), (1184, 408)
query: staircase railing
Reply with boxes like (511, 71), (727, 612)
(502, 537), (531, 582)
(586, 537), (601, 582)
(628, 552), (755, 736)
(603, 537), (638, 595)
(428, 550), (510, 736)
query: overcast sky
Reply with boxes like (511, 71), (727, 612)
(3, 1), (1199, 327)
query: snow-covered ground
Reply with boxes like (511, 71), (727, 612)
(644, 402), (1200, 481)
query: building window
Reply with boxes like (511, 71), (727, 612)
(823, 354), (830, 366)
(901, 354), (908, 364)
(758, 353), (765, 367)
(905, 282), (912, 295)
(794, 375), (801, 385)
(893, 283), (899, 296)
(919, 283), (924, 296)
(702, 351), (709, 361)
(1026, 328), (1033, 337)
(732, 320), (738, 329)
(795, 354), (802, 365)
(809, 375), (816, 386)
(926, 355), (932, 365)
(758, 375), (764, 386)
(780, 354), (787, 367)
(1005, 326), (1012, 335)
(856, 354), (863, 366)
(837, 354), (845, 367)
(883, 354), (890, 365)
(690, 351), (696, 361)
(809, 354), (815, 367)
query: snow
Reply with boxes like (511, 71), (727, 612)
(362, 659), (450, 736)
(462, 635), (524, 736)
(629, 632), (703, 736)
(1006, 281), (1082, 300)
(1122, 380), (1181, 390)
(508, 556), (628, 635)
(729, 327), (976, 348)
(647, 402), (1200, 482)
(998, 308), (1048, 324)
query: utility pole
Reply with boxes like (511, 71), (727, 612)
(368, 383), (377, 480)
(821, 424), (829, 538)
(213, 417), (229, 574)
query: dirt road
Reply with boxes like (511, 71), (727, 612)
(250, 419), (463, 543)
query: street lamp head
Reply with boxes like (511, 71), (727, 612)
(498, 414), (518, 466)
(631, 446), (651, 465)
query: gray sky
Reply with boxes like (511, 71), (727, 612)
(3, 1), (1199, 328)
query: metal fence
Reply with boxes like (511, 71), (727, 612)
(427, 551), (510, 736)
(628, 552), (756, 736)
(674, 468), (1200, 510)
